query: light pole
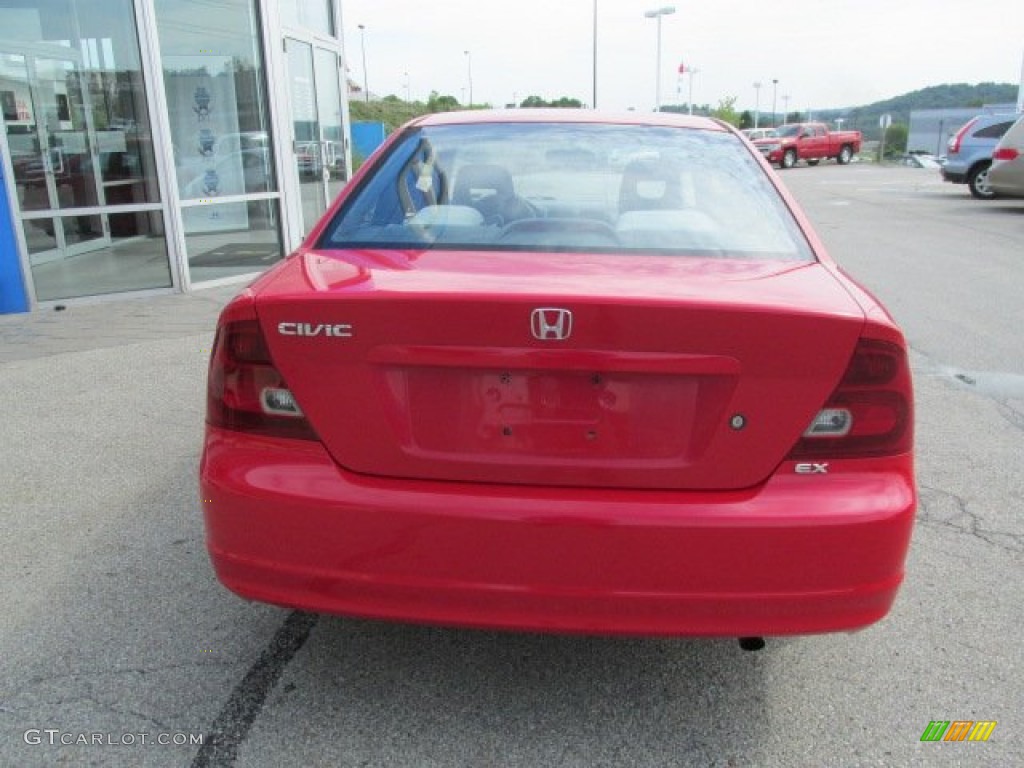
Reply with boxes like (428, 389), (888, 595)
(687, 67), (699, 115)
(644, 6), (675, 112)
(770, 78), (778, 127)
(592, 0), (598, 109)
(753, 81), (761, 128)
(358, 24), (369, 102)
(782, 94), (790, 123)
(464, 50), (473, 107)
(404, 71), (411, 103)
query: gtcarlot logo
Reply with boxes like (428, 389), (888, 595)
(24, 729), (204, 747)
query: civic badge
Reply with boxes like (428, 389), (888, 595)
(531, 308), (573, 341)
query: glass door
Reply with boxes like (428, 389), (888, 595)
(0, 0), (172, 304)
(285, 38), (346, 237)
(3, 47), (109, 264)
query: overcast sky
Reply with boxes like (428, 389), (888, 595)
(339, 0), (1024, 114)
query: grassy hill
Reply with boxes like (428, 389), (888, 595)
(349, 96), (429, 130)
(813, 82), (1019, 139)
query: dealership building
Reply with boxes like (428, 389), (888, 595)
(0, 0), (353, 313)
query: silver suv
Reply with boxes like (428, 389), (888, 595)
(941, 113), (1021, 199)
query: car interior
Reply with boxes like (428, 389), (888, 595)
(323, 127), (811, 260)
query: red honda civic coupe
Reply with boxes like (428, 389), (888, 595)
(200, 110), (915, 644)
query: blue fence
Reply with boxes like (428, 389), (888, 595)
(351, 122), (388, 163)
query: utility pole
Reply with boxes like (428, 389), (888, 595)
(771, 78), (778, 126)
(358, 24), (369, 102)
(592, 0), (598, 109)
(644, 7), (676, 112)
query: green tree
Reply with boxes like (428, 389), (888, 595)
(739, 110), (753, 129)
(520, 95), (548, 108)
(711, 96), (739, 127)
(427, 91), (461, 113)
(549, 96), (583, 108)
(883, 123), (909, 158)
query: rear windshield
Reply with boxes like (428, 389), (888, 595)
(320, 122), (813, 261)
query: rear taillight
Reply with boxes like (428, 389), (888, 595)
(207, 315), (318, 440)
(948, 118), (978, 154)
(787, 338), (912, 460)
(992, 147), (1019, 161)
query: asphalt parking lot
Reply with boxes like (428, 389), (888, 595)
(1, 163), (1021, 767)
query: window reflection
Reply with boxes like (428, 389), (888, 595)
(1, 0), (169, 303)
(183, 199), (283, 282)
(30, 212), (171, 301)
(154, 0), (276, 200)
(0, 0), (160, 212)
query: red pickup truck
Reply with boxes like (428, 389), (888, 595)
(752, 122), (862, 169)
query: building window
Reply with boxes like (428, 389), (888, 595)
(154, 0), (283, 280)
(28, 211), (171, 301)
(278, 0), (335, 37)
(0, 0), (170, 302)
(182, 199), (282, 283)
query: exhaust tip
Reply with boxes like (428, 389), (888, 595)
(738, 636), (766, 652)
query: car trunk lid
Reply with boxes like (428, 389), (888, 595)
(255, 250), (865, 490)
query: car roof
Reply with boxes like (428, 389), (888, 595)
(407, 108), (729, 133)
(966, 112), (1020, 127)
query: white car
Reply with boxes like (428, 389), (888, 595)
(741, 128), (778, 141)
(988, 113), (1024, 198)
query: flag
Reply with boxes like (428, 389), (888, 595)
(678, 60), (687, 74)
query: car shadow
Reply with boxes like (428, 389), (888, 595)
(987, 203), (1024, 214)
(246, 615), (783, 766)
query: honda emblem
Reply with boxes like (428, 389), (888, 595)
(531, 308), (573, 341)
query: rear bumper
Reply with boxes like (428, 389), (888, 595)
(200, 428), (916, 637)
(988, 165), (1024, 196)
(941, 167), (967, 184)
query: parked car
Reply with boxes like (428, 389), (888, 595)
(741, 127), (777, 141)
(201, 111), (915, 643)
(941, 113), (1020, 199)
(986, 113), (1024, 199)
(753, 122), (862, 168)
